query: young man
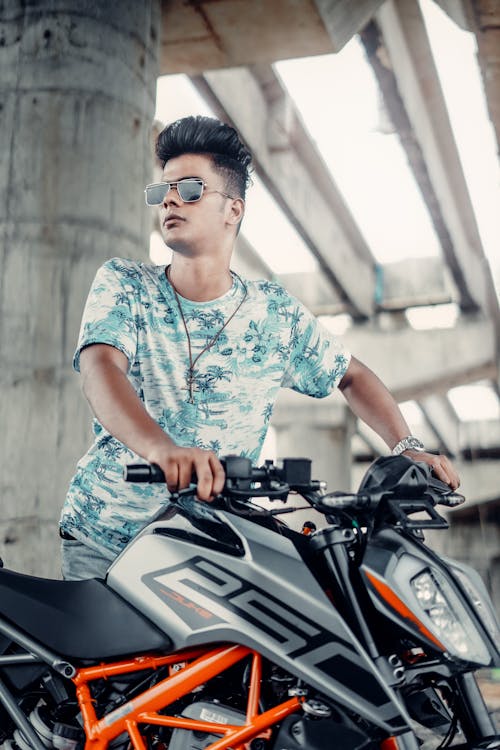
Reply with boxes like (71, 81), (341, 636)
(59, 115), (459, 580)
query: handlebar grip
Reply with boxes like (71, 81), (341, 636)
(123, 463), (165, 483)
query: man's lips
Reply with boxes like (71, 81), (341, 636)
(163, 214), (185, 226)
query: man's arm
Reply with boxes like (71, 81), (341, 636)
(79, 344), (225, 500)
(338, 355), (460, 489)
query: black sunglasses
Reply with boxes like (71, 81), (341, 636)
(144, 178), (234, 206)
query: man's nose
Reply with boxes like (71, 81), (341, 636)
(163, 185), (181, 206)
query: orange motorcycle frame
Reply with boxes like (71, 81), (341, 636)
(73, 643), (302, 750)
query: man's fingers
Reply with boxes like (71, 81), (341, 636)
(427, 454), (460, 490)
(195, 465), (215, 501)
(429, 458), (451, 486)
(438, 455), (460, 490)
(209, 453), (226, 495)
(150, 448), (225, 500)
(192, 453), (225, 501)
(177, 461), (193, 490)
(164, 462), (179, 493)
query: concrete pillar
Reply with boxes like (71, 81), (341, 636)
(271, 391), (354, 532)
(0, 1), (160, 576)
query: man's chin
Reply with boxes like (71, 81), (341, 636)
(161, 232), (190, 254)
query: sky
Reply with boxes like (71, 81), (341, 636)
(152, 0), (500, 428)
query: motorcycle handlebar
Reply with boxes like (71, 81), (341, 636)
(124, 463), (167, 483)
(122, 462), (271, 486)
(124, 456), (321, 501)
(123, 457), (464, 511)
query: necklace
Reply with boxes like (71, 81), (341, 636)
(166, 266), (248, 403)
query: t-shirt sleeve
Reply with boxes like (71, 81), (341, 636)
(73, 259), (139, 372)
(281, 300), (351, 397)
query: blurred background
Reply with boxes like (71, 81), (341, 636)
(0, 1), (499, 619)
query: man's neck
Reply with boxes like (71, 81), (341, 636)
(167, 257), (233, 302)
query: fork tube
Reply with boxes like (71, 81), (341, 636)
(312, 526), (380, 658)
(452, 671), (497, 742)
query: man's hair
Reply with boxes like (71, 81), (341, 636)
(155, 115), (253, 200)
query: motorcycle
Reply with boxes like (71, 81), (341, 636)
(0, 455), (499, 750)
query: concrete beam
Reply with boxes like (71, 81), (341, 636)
(368, 0), (498, 321)
(460, 420), (500, 453)
(232, 233), (273, 281)
(379, 257), (453, 310)
(434, 1), (473, 30)
(418, 394), (461, 457)
(159, 0), (385, 74)
(341, 316), (497, 401)
(440, 0), (500, 157)
(192, 66), (377, 318)
(271, 388), (347, 430)
(277, 271), (344, 316)
(470, 0), (500, 157)
(278, 256), (453, 314)
(159, 0), (333, 74)
(313, 0), (386, 51)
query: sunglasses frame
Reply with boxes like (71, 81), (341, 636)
(144, 178), (234, 206)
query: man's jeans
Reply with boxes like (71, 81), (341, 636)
(60, 538), (115, 580)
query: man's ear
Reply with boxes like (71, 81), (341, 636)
(226, 198), (245, 228)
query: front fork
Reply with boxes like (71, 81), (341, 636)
(452, 672), (498, 744)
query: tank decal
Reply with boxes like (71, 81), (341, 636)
(142, 556), (342, 653)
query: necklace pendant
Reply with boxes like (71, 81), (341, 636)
(187, 370), (195, 404)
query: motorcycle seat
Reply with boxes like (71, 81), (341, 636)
(0, 567), (171, 661)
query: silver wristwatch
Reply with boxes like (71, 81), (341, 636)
(391, 436), (425, 456)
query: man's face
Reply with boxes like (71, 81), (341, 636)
(158, 153), (242, 254)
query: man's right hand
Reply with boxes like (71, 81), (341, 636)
(80, 345), (226, 502)
(147, 444), (226, 502)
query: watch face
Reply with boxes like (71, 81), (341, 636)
(408, 438), (425, 451)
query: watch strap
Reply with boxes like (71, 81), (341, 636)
(391, 436), (425, 456)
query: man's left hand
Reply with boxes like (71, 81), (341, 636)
(402, 450), (460, 491)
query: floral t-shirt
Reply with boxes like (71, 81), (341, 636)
(60, 258), (351, 555)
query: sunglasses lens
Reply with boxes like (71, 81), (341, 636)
(177, 179), (204, 202)
(145, 183), (169, 205)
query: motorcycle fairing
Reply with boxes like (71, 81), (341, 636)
(107, 508), (413, 733)
(360, 528), (497, 666)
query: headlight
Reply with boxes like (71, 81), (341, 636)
(411, 569), (491, 665)
(448, 562), (500, 648)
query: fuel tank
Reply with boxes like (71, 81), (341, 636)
(107, 499), (412, 733)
